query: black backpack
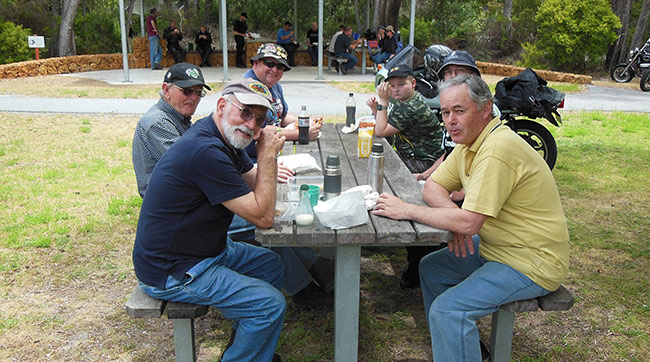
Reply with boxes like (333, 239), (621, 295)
(494, 68), (565, 126)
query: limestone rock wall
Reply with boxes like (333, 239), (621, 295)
(478, 61), (592, 84)
(0, 36), (591, 84)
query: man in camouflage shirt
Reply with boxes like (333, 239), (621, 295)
(367, 64), (444, 173)
(367, 64), (446, 290)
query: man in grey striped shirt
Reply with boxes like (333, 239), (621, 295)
(132, 63), (210, 197)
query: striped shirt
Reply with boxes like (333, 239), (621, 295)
(132, 98), (192, 197)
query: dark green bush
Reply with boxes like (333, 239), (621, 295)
(0, 21), (33, 64)
(74, 8), (121, 54)
(524, 0), (620, 71)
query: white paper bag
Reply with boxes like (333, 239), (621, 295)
(277, 153), (322, 173)
(342, 185), (379, 210)
(313, 191), (369, 230)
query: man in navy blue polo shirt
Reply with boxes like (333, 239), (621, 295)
(133, 79), (286, 361)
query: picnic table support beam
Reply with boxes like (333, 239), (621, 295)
(334, 245), (360, 362)
(489, 309), (515, 362)
(173, 318), (197, 362)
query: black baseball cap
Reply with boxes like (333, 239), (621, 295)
(164, 63), (211, 90)
(241, 12), (248, 18)
(249, 43), (291, 71)
(438, 50), (480, 77)
(386, 64), (414, 80)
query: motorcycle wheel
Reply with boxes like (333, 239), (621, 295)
(641, 70), (650, 92)
(610, 63), (634, 83)
(508, 119), (558, 170)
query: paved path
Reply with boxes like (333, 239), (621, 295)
(1, 67), (649, 116)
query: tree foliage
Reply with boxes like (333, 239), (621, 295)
(523, 0), (620, 71)
(0, 0), (648, 73)
(0, 20), (33, 64)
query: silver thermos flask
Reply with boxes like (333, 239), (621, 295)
(323, 155), (342, 201)
(367, 143), (384, 194)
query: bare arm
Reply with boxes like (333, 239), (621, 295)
(372, 192), (486, 235)
(222, 127), (285, 228)
(414, 154), (445, 181)
(278, 115), (322, 141)
(372, 82), (400, 137)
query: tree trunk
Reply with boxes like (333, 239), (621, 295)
(58, 0), (81, 56)
(504, 0), (513, 19)
(384, 0), (400, 29)
(606, 0), (632, 70)
(51, 0), (62, 57)
(628, 0), (650, 55)
(504, 0), (514, 35)
(372, 0), (382, 29)
(203, 0), (214, 25)
(354, 0), (362, 33)
(125, 0), (137, 33)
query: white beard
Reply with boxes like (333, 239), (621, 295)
(221, 106), (254, 149)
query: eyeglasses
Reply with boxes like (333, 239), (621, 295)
(173, 84), (207, 98)
(262, 59), (288, 72)
(228, 100), (267, 126)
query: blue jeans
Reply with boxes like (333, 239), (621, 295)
(419, 235), (551, 362)
(371, 51), (391, 65)
(139, 238), (286, 362)
(148, 35), (163, 68)
(336, 52), (358, 71)
(229, 214), (319, 295)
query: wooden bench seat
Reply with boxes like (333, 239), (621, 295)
(125, 286), (209, 362)
(489, 285), (574, 362)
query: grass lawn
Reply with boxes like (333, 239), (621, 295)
(0, 108), (648, 361)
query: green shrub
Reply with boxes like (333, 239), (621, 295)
(0, 21), (33, 64)
(528, 0), (620, 71)
(74, 8), (121, 54)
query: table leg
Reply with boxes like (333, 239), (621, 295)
(334, 245), (360, 362)
(361, 47), (367, 75)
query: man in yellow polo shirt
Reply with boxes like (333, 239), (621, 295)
(372, 74), (569, 361)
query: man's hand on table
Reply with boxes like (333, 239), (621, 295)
(372, 193), (411, 220)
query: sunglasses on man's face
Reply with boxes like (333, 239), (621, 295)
(228, 100), (267, 126)
(262, 59), (288, 71)
(173, 84), (207, 98)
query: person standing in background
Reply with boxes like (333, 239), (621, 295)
(233, 12), (251, 68)
(146, 8), (163, 70)
(306, 22), (320, 66)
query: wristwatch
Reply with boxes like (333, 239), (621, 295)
(377, 104), (386, 111)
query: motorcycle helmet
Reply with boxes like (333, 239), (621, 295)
(423, 44), (452, 82)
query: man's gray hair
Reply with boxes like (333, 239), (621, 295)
(438, 74), (493, 110)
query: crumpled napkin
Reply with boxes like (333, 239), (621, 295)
(313, 191), (369, 230)
(277, 153), (322, 173)
(342, 185), (379, 210)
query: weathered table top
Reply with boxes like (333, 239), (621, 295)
(257, 122), (452, 247)
(256, 122), (452, 362)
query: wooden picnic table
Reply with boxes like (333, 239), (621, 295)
(257, 122), (453, 362)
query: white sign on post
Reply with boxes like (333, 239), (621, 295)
(28, 36), (45, 48)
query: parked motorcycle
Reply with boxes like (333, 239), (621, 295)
(375, 45), (564, 170)
(610, 38), (650, 83)
(640, 67), (650, 92)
